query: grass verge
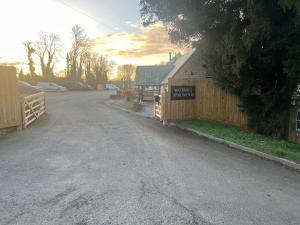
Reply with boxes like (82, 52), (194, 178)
(180, 120), (300, 164)
(107, 99), (135, 112)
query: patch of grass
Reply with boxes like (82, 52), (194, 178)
(180, 120), (300, 164)
(108, 99), (135, 112)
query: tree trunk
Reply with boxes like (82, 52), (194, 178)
(40, 57), (46, 79)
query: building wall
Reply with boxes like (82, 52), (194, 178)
(173, 51), (206, 79)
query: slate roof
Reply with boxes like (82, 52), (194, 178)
(135, 49), (197, 86)
(135, 65), (174, 86)
(161, 48), (197, 84)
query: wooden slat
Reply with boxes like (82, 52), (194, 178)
(160, 77), (249, 129)
(24, 92), (45, 101)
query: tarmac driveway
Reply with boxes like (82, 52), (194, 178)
(0, 91), (299, 225)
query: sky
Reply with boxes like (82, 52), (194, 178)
(0, 0), (181, 75)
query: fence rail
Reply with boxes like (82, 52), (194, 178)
(22, 92), (46, 128)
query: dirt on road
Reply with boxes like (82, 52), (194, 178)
(0, 91), (299, 225)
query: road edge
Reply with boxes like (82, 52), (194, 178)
(104, 100), (153, 119)
(104, 100), (300, 172)
(177, 125), (300, 172)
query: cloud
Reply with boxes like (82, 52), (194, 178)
(90, 23), (183, 65)
(125, 21), (139, 28)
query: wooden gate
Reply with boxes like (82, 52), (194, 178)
(22, 92), (46, 128)
(154, 95), (162, 120)
(0, 66), (22, 129)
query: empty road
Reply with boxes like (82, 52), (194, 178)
(0, 91), (299, 225)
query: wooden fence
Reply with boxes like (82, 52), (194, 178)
(0, 66), (46, 130)
(0, 66), (22, 129)
(161, 78), (249, 129)
(22, 92), (46, 128)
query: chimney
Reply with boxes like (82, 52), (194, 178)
(169, 52), (172, 62)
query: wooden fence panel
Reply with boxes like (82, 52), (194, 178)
(161, 77), (248, 129)
(0, 66), (21, 129)
(196, 79), (248, 128)
(163, 78), (197, 121)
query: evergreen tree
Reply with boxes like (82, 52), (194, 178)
(141, 0), (300, 138)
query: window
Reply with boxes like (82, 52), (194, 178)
(297, 110), (300, 134)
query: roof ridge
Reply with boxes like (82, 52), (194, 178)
(161, 48), (197, 84)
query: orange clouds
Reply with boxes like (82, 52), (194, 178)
(90, 23), (183, 65)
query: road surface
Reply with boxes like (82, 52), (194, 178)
(0, 91), (299, 225)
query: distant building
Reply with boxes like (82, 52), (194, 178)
(135, 65), (173, 101)
(135, 48), (206, 101)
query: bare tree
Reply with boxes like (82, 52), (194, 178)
(107, 60), (116, 79)
(79, 50), (115, 87)
(90, 54), (108, 84)
(35, 32), (61, 80)
(81, 50), (96, 87)
(23, 42), (36, 78)
(67, 25), (115, 83)
(68, 25), (88, 80)
(66, 53), (70, 77)
(117, 64), (135, 89)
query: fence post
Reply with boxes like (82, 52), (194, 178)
(162, 92), (168, 125)
(19, 96), (25, 130)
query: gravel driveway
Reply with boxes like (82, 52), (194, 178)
(0, 91), (299, 225)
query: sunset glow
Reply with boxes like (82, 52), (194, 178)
(0, 0), (98, 65)
(0, 0), (180, 74)
(91, 23), (182, 66)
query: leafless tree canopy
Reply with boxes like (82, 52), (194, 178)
(67, 25), (89, 80)
(117, 64), (136, 88)
(35, 33), (61, 80)
(81, 50), (115, 87)
(66, 25), (115, 86)
(22, 24), (116, 86)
